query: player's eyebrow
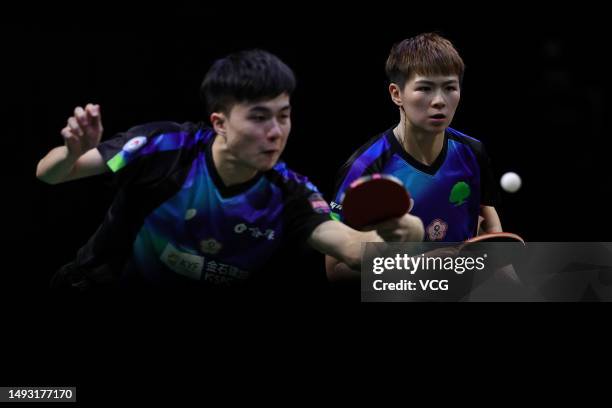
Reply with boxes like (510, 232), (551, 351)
(415, 79), (459, 86)
(248, 104), (291, 114)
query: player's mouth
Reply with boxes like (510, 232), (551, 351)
(428, 114), (447, 124)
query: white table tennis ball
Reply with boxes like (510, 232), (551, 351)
(500, 172), (522, 193)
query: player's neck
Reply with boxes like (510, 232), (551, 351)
(394, 121), (445, 166)
(211, 135), (259, 187)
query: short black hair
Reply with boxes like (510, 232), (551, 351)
(386, 33), (464, 89)
(200, 49), (296, 116)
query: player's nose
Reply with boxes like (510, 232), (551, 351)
(267, 119), (283, 139)
(431, 91), (446, 108)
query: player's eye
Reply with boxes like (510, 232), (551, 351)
(249, 115), (268, 122)
(416, 87), (431, 92)
(446, 86), (458, 91)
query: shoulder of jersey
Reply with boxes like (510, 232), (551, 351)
(270, 161), (318, 192)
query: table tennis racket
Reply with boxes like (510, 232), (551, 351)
(462, 232), (525, 246)
(341, 173), (412, 230)
(458, 232), (526, 270)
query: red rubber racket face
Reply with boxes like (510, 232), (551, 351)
(341, 174), (411, 229)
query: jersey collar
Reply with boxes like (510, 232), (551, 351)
(385, 127), (449, 176)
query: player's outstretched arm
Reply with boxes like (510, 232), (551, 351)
(325, 255), (360, 281)
(36, 104), (107, 184)
(363, 212), (424, 242)
(315, 213), (424, 280)
(309, 221), (368, 270)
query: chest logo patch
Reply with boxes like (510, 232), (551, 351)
(427, 218), (448, 241)
(160, 243), (204, 280)
(200, 238), (222, 255)
(449, 181), (471, 207)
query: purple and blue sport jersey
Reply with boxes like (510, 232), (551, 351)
(331, 127), (499, 242)
(73, 122), (331, 286)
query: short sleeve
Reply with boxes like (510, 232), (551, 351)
(97, 122), (185, 175)
(275, 170), (333, 244)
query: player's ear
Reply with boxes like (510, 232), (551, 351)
(389, 83), (403, 107)
(210, 112), (227, 137)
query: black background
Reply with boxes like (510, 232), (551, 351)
(4, 8), (612, 292)
(2, 5), (611, 401)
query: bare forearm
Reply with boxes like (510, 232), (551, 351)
(482, 221), (502, 233)
(325, 234), (364, 269)
(37, 104), (106, 185)
(480, 206), (503, 233)
(325, 255), (360, 281)
(309, 221), (377, 269)
(36, 146), (78, 185)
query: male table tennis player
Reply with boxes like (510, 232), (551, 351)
(327, 33), (502, 280)
(36, 49), (424, 290)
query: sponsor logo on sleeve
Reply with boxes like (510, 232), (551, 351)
(123, 136), (148, 153)
(309, 193), (331, 214)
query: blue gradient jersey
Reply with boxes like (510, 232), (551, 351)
(74, 122), (331, 287)
(331, 127), (499, 242)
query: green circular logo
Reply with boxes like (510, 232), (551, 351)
(449, 181), (471, 206)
